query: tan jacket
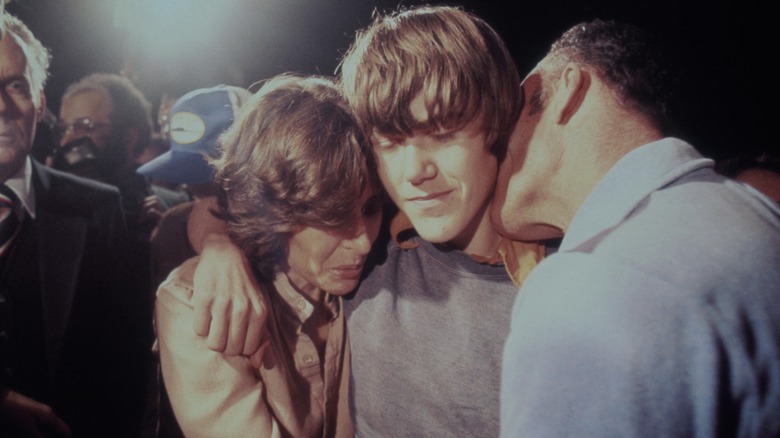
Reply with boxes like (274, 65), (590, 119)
(155, 257), (352, 438)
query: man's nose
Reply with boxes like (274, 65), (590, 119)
(58, 126), (77, 146)
(0, 91), (12, 115)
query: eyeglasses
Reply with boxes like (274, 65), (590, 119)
(56, 118), (112, 138)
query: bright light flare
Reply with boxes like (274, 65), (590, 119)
(114, 0), (235, 63)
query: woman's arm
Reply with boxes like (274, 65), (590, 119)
(155, 260), (279, 437)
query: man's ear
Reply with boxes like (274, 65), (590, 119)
(35, 92), (46, 121)
(551, 62), (589, 125)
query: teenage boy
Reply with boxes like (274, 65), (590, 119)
(189, 6), (544, 436)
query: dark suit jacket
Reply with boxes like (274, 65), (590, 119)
(0, 161), (153, 437)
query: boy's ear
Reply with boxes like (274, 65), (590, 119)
(519, 73), (543, 114)
(550, 62), (589, 125)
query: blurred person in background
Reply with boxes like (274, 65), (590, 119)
(716, 153), (780, 203)
(139, 85), (251, 298)
(54, 72), (160, 236)
(138, 84), (251, 438)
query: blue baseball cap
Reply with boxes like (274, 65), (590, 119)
(137, 85), (251, 184)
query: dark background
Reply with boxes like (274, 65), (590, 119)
(9, 0), (776, 159)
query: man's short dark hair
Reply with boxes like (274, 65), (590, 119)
(536, 19), (673, 131)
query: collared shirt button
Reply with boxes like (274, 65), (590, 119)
(303, 354), (314, 364)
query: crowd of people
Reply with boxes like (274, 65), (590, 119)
(0, 3), (778, 438)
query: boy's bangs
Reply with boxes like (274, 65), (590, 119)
(365, 59), (485, 138)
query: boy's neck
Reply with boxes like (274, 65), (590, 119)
(448, 200), (503, 258)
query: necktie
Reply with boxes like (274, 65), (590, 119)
(0, 185), (21, 258)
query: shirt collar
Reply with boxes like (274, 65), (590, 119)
(272, 271), (339, 324)
(390, 211), (544, 287)
(3, 157), (36, 219)
(560, 137), (711, 253)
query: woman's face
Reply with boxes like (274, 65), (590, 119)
(286, 186), (384, 299)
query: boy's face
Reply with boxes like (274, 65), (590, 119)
(372, 94), (498, 249)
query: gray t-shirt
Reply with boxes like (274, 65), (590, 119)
(346, 236), (517, 437)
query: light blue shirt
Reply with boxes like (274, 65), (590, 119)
(501, 138), (780, 437)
